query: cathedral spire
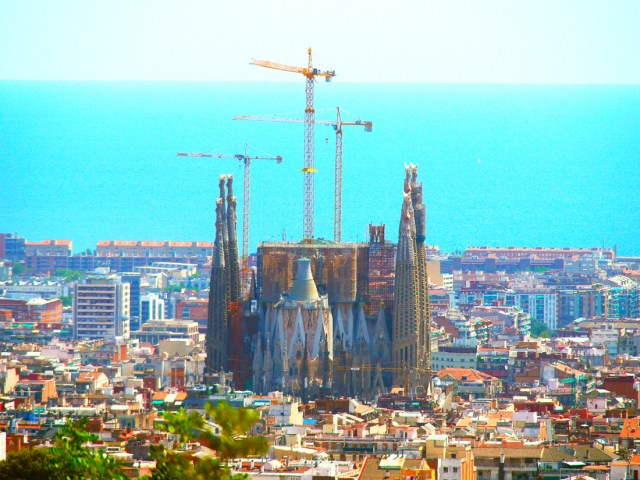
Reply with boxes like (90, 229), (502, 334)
(391, 164), (431, 392)
(206, 196), (229, 376)
(206, 174), (243, 384)
(226, 174), (241, 303)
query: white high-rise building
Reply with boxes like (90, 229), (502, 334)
(140, 293), (165, 322)
(73, 275), (130, 340)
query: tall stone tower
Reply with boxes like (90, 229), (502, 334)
(391, 164), (431, 391)
(206, 175), (241, 378)
(226, 175), (241, 303)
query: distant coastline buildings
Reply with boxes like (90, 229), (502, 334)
(96, 240), (213, 258)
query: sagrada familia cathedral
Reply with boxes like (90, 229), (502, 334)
(206, 165), (431, 399)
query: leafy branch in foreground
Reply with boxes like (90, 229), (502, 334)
(149, 400), (268, 480)
(49, 418), (128, 480)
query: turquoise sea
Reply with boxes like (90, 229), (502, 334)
(1, 82), (639, 255)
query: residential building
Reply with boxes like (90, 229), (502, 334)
(73, 275), (130, 340)
(140, 293), (165, 323)
(432, 346), (478, 372)
(473, 441), (544, 480)
(132, 319), (199, 345)
(176, 298), (208, 332)
(121, 273), (141, 331)
(0, 297), (63, 324)
(0, 284), (63, 299)
(96, 240), (213, 258)
(24, 239), (72, 256)
(464, 246), (614, 262)
(0, 233), (25, 262)
(436, 368), (502, 399)
(606, 283), (639, 319)
(504, 288), (558, 331)
(558, 286), (607, 327)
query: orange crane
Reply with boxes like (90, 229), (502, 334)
(177, 145), (282, 297)
(249, 48), (335, 240)
(234, 107), (372, 242)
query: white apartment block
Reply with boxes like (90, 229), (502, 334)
(73, 276), (130, 340)
(140, 293), (165, 322)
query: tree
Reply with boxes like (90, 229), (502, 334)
(61, 295), (73, 307)
(530, 319), (551, 338)
(11, 263), (25, 277)
(0, 448), (54, 480)
(163, 285), (183, 293)
(54, 269), (83, 282)
(148, 401), (268, 480)
(48, 418), (128, 480)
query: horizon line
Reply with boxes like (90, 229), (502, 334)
(2, 79), (640, 87)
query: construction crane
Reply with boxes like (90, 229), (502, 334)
(177, 145), (282, 297)
(249, 48), (335, 240)
(335, 361), (431, 397)
(336, 362), (410, 394)
(234, 108), (372, 242)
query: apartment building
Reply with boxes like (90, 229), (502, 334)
(73, 275), (130, 340)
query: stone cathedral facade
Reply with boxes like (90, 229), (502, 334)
(251, 166), (432, 399)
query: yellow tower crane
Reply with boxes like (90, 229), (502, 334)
(249, 48), (335, 240)
(234, 108), (371, 242)
(177, 144), (282, 298)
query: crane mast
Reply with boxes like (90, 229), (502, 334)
(234, 109), (371, 242)
(334, 108), (344, 243)
(177, 145), (282, 298)
(250, 48), (335, 240)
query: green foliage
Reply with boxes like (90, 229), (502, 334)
(11, 263), (25, 276)
(530, 319), (551, 337)
(163, 285), (183, 293)
(0, 447), (54, 480)
(54, 269), (84, 282)
(48, 418), (128, 480)
(204, 401), (268, 462)
(60, 295), (73, 307)
(148, 401), (268, 480)
(532, 266), (549, 273)
(0, 403), (266, 480)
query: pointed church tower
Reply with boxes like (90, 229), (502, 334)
(206, 175), (243, 382)
(206, 196), (228, 374)
(226, 175), (241, 303)
(410, 164), (432, 382)
(391, 164), (431, 390)
(219, 176), (231, 312)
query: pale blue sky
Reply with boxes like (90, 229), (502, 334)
(1, 0), (639, 83)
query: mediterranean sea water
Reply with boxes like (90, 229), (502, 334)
(1, 82), (639, 255)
